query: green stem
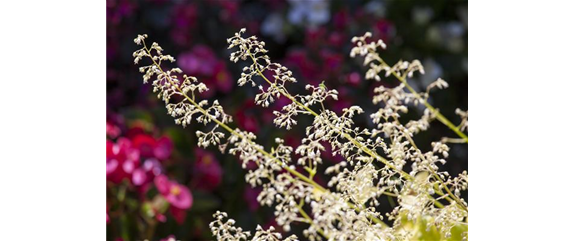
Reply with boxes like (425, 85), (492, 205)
(142, 42), (389, 227)
(297, 200), (329, 239)
(377, 58), (468, 142)
(246, 51), (468, 213)
(393, 116), (467, 211)
(247, 53), (413, 182)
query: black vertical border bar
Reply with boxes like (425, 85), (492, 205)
(466, 76), (472, 175)
(466, 76), (473, 225)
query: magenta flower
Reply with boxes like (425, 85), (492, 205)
(107, 140), (118, 176)
(106, 121), (121, 139)
(130, 133), (173, 161)
(107, 138), (140, 184)
(153, 137), (173, 161)
(154, 175), (193, 210)
(131, 134), (156, 159)
(160, 235), (177, 241)
(132, 158), (163, 193)
(131, 168), (147, 186)
(178, 45), (217, 75)
(347, 72), (362, 87)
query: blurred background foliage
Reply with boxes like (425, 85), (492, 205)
(107, 0), (467, 240)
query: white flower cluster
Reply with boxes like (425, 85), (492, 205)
(133, 34), (233, 157)
(134, 29), (469, 241)
(210, 211), (300, 241)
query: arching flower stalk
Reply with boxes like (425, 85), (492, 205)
(134, 34), (391, 241)
(350, 32), (468, 143)
(133, 28), (469, 240)
(227, 29), (467, 211)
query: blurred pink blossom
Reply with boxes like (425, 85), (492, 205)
(154, 174), (193, 210)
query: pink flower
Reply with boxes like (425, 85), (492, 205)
(107, 140), (118, 176)
(160, 235), (177, 241)
(130, 134), (173, 161)
(178, 45), (217, 75)
(107, 138), (140, 184)
(106, 121), (121, 139)
(153, 137), (173, 161)
(154, 175), (193, 210)
(347, 72), (362, 87)
(193, 148), (223, 191)
(131, 168), (147, 186)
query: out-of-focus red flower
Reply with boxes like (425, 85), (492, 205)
(125, 126), (146, 139)
(154, 174), (193, 210)
(153, 137), (173, 161)
(130, 134), (173, 161)
(107, 141), (119, 176)
(107, 138), (140, 184)
(178, 46), (233, 97)
(193, 148), (223, 191)
(284, 49), (320, 84)
(170, 206), (187, 224)
(178, 45), (218, 76)
(106, 121), (121, 139)
(131, 134), (156, 159)
(143, 158), (163, 178)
